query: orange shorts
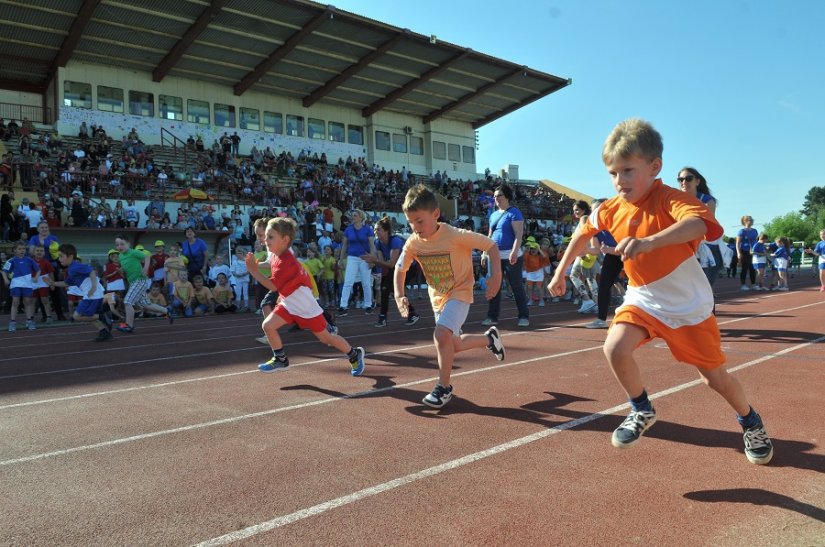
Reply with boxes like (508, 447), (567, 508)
(613, 305), (725, 369)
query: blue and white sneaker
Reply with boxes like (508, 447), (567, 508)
(259, 356), (289, 372)
(485, 326), (505, 361)
(349, 347), (365, 376)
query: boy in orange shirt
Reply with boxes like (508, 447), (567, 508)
(394, 184), (504, 408)
(549, 118), (773, 465)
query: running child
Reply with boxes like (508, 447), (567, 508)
(245, 217), (365, 376)
(2, 241), (39, 331)
(548, 118), (773, 465)
(114, 235), (173, 332)
(394, 184), (504, 408)
(50, 243), (112, 341)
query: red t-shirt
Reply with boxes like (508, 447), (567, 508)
(36, 258), (54, 281)
(104, 262), (123, 284)
(148, 252), (168, 278)
(269, 251), (311, 298)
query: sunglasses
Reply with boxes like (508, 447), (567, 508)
(677, 175), (696, 184)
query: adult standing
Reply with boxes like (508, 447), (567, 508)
(1, 192), (16, 241)
(182, 227), (209, 280)
(364, 216), (418, 327)
(482, 183), (529, 327)
(677, 167), (723, 286)
(337, 209), (376, 315)
(586, 199), (623, 329)
(736, 215), (758, 290)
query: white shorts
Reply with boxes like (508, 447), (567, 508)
(525, 270), (544, 283)
(433, 299), (470, 335)
(124, 278), (151, 307)
(106, 279), (126, 292)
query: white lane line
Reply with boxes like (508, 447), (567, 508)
(0, 345), (602, 467)
(193, 333), (825, 546)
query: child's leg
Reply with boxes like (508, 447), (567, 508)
(10, 296), (20, 322)
(313, 328), (353, 354)
(696, 366), (751, 416)
(433, 325), (458, 388)
(23, 297), (35, 320)
(40, 296), (53, 319)
(261, 311), (288, 349)
(819, 265), (825, 287)
(602, 323), (648, 399)
(73, 311), (106, 331)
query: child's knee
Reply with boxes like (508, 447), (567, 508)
(433, 325), (453, 345)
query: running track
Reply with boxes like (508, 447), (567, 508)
(1, 276), (823, 546)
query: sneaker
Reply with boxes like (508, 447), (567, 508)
(577, 299), (596, 313)
(573, 297), (581, 306)
(743, 422), (774, 465)
(26, 320), (36, 331)
(100, 311), (113, 331)
(481, 317), (497, 326)
(422, 383), (453, 408)
(740, 284), (750, 291)
(526, 300), (534, 307)
(538, 299), (545, 307)
(611, 407), (657, 448)
(405, 314), (420, 326)
(46, 316), (54, 324)
(94, 329), (112, 342)
(7, 321), (16, 332)
(551, 297), (560, 303)
(349, 347), (365, 376)
(485, 326), (505, 361)
(517, 317), (530, 327)
(255, 335), (269, 345)
(326, 323), (339, 336)
(585, 319), (608, 329)
(116, 324), (134, 333)
(259, 356), (289, 372)
(337, 307), (349, 317)
(374, 317), (387, 328)
(364, 305), (374, 314)
(778, 286), (789, 291)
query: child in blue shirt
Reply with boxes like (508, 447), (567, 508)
(1, 241), (40, 331)
(750, 234), (768, 290)
(771, 237), (790, 291)
(812, 229), (825, 291)
(50, 243), (113, 341)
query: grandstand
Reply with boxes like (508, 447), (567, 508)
(1, 0), (576, 253)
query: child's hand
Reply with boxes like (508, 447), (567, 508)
(547, 272), (566, 297)
(394, 295), (409, 318)
(244, 252), (257, 271)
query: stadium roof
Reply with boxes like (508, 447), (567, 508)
(0, 0), (570, 129)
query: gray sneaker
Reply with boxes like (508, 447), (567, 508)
(481, 317), (497, 326)
(585, 319), (608, 329)
(743, 422), (774, 465)
(611, 407), (657, 448)
(517, 317), (530, 327)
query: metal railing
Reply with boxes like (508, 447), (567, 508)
(0, 102), (53, 124)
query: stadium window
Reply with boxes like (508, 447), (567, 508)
(462, 145), (475, 163)
(392, 133), (407, 153)
(264, 111), (283, 134)
(286, 115), (304, 137)
(214, 103), (236, 127)
(308, 118), (326, 140)
(97, 86), (123, 113)
(64, 81), (91, 109)
(348, 124), (364, 145)
(448, 143), (461, 162)
(375, 130), (390, 151)
(159, 95), (183, 121)
(129, 91), (154, 117)
(328, 121), (345, 142)
(240, 107), (260, 130)
(187, 100), (210, 125)
(432, 140), (446, 160)
(410, 136), (424, 156)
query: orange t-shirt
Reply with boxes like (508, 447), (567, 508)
(397, 223), (494, 312)
(523, 252), (549, 273)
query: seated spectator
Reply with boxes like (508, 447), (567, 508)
(190, 274), (213, 315)
(78, 121), (89, 140)
(212, 273), (236, 313)
(170, 270), (194, 318)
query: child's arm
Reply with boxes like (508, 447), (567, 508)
(245, 253), (276, 292)
(615, 216), (707, 261)
(484, 243), (502, 301)
(87, 271), (99, 298)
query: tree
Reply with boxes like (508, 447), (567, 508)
(763, 212), (818, 244)
(801, 186), (825, 217)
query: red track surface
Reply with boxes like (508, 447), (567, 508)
(2, 276), (824, 546)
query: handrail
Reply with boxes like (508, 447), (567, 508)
(159, 127), (188, 164)
(0, 102), (53, 124)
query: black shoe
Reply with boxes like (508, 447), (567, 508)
(95, 329), (112, 342)
(611, 407), (657, 448)
(364, 305), (374, 314)
(374, 317), (387, 328)
(405, 314), (420, 326)
(101, 311), (113, 331)
(337, 308), (348, 317)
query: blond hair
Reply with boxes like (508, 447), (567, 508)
(253, 217), (270, 233)
(602, 118), (663, 164)
(267, 216), (297, 242)
(402, 184), (438, 212)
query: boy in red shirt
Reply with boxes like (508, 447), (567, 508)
(245, 217), (365, 376)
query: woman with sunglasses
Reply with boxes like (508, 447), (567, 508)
(677, 167), (724, 287)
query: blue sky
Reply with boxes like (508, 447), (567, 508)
(331, 0), (825, 235)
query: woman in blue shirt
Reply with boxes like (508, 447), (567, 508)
(337, 209), (376, 315)
(678, 167), (724, 287)
(482, 184), (529, 327)
(736, 215), (759, 290)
